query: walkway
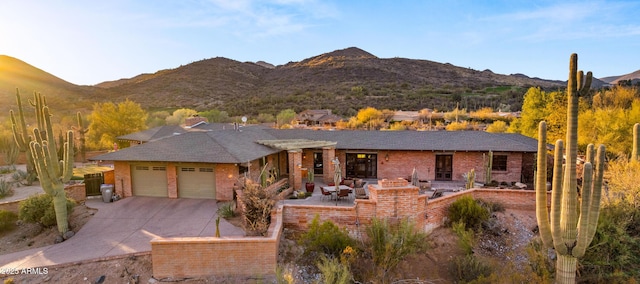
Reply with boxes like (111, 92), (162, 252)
(0, 197), (244, 269)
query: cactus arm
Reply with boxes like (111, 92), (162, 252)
(585, 145), (605, 245)
(551, 140), (568, 254)
(633, 123), (639, 161)
(573, 162), (593, 257)
(536, 122), (554, 248)
(62, 131), (74, 182)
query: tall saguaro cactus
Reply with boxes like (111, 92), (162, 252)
(11, 91), (75, 238)
(9, 89), (36, 177)
(72, 112), (89, 162)
(536, 53), (605, 284)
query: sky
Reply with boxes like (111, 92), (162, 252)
(1, 0), (639, 86)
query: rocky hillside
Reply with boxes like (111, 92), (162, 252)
(0, 47), (590, 116)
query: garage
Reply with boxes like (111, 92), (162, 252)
(131, 164), (168, 197)
(177, 166), (216, 199)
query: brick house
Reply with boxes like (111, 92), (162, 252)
(91, 125), (538, 201)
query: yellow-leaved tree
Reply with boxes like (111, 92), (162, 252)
(88, 100), (148, 149)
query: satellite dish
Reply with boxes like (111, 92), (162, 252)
(241, 116), (247, 123)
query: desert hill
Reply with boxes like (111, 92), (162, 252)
(5, 47), (632, 117)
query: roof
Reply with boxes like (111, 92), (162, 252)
(94, 126), (539, 163)
(117, 125), (186, 143)
(96, 125), (280, 163)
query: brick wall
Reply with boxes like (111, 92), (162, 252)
(377, 151), (526, 184)
(215, 164), (237, 201)
(113, 161), (132, 197)
(0, 199), (21, 213)
(65, 184), (86, 203)
(167, 163), (178, 199)
(151, 205), (283, 279)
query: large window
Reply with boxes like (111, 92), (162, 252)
(492, 155), (508, 171)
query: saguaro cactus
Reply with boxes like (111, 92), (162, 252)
(484, 150), (493, 184)
(633, 123), (639, 161)
(9, 89), (36, 177)
(72, 112), (89, 162)
(535, 53), (605, 284)
(11, 94), (73, 239)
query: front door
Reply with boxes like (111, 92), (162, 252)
(435, 155), (453, 181)
(313, 152), (323, 175)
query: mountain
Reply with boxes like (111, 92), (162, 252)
(98, 47), (565, 114)
(3, 47), (585, 117)
(602, 69), (640, 85)
(0, 55), (110, 114)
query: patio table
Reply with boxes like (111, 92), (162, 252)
(322, 185), (352, 201)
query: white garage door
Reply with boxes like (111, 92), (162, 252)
(131, 164), (168, 197)
(178, 166), (216, 199)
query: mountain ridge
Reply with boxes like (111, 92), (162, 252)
(2, 48), (635, 117)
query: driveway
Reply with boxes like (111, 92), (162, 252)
(0, 197), (244, 269)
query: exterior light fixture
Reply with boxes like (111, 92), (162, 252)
(385, 153), (389, 162)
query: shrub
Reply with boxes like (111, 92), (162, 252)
(449, 254), (493, 282)
(580, 202), (640, 281)
(525, 238), (554, 282)
(298, 215), (356, 258)
(241, 179), (275, 236)
(0, 165), (16, 174)
(364, 217), (427, 281)
(477, 199), (506, 213)
(447, 195), (490, 231)
(0, 210), (18, 232)
(11, 169), (36, 186)
(317, 255), (352, 284)
(452, 220), (475, 255)
(18, 194), (75, 227)
(217, 201), (236, 218)
(0, 179), (13, 198)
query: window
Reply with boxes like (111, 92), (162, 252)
(181, 168), (195, 172)
(492, 155), (508, 171)
(152, 166), (166, 171)
(199, 168), (214, 172)
(135, 166), (149, 171)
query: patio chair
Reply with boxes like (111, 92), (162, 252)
(320, 187), (332, 201)
(337, 188), (350, 201)
(354, 186), (369, 199)
(429, 188), (443, 199)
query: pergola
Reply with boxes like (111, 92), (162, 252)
(257, 139), (338, 189)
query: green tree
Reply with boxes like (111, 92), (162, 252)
(147, 111), (170, 127)
(165, 108), (197, 125)
(276, 109), (296, 128)
(256, 113), (275, 123)
(509, 87), (550, 138)
(88, 100), (148, 149)
(199, 109), (231, 123)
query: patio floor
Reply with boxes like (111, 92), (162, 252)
(279, 179), (466, 206)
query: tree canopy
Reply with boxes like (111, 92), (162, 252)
(87, 100), (148, 149)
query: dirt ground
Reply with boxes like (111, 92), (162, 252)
(2, 207), (538, 283)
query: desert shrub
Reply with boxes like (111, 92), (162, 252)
(580, 202), (640, 282)
(452, 220), (475, 255)
(18, 194), (75, 227)
(364, 217), (428, 281)
(0, 165), (16, 174)
(298, 215), (356, 258)
(449, 254), (493, 283)
(525, 238), (554, 283)
(0, 179), (13, 198)
(317, 255), (352, 284)
(0, 210), (18, 232)
(11, 169), (36, 186)
(241, 179), (275, 236)
(217, 201), (235, 218)
(447, 195), (490, 231)
(477, 199), (506, 213)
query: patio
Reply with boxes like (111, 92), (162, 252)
(278, 179), (466, 207)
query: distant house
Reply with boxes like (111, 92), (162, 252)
(92, 125), (538, 201)
(295, 109), (342, 127)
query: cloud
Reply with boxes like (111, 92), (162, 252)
(482, 1), (640, 42)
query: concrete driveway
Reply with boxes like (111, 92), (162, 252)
(0, 197), (244, 269)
